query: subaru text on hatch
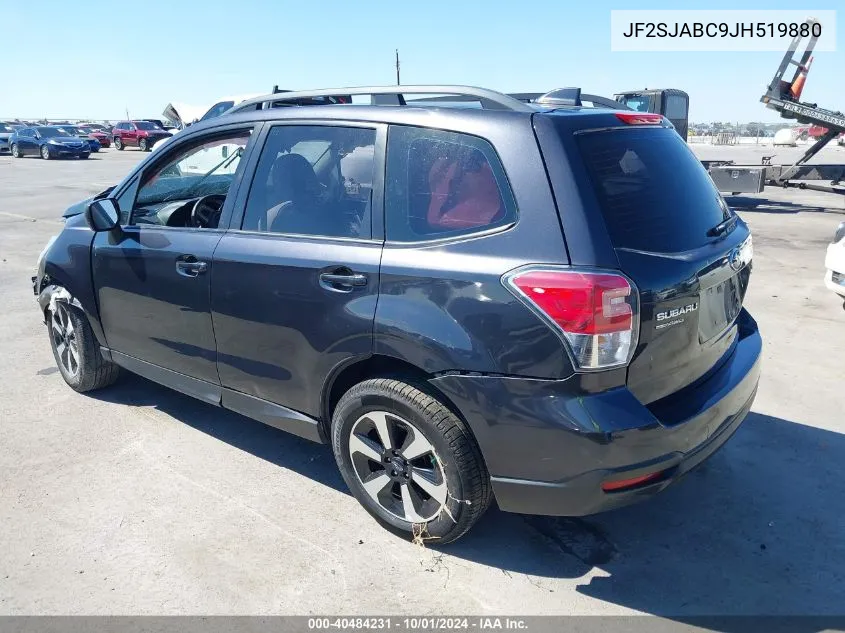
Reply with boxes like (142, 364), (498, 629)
(32, 86), (761, 543)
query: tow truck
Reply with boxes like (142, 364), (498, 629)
(700, 17), (844, 195)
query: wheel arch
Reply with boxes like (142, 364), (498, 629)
(37, 283), (82, 318)
(321, 355), (472, 443)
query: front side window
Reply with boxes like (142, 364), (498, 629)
(241, 125), (377, 239)
(385, 126), (516, 242)
(130, 129), (252, 228)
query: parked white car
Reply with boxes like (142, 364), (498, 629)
(773, 128), (798, 146)
(824, 221), (845, 306)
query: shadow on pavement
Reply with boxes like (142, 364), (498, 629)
(89, 374), (845, 621)
(449, 411), (845, 620)
(89, 372), (345, 492)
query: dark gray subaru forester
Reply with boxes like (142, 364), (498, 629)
(32, 86), (760, 543)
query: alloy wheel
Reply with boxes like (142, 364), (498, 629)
(51, 303), (80, 377)
(348, 410), (448, 523)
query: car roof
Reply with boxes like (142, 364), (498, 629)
(188, 102), (533, 137)
(181, 99), (636, 143)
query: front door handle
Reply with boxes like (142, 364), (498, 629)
(176, 256), (208, 277)
(319, 270), (368, 292)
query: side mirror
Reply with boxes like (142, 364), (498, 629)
(85, 199), (119, 232)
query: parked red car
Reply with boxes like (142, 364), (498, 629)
(77, 125), (111, 148)
(111, 120), (172, 152)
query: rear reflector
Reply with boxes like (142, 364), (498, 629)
(601, 471), (665, 492)
(615, 112), (665, 125)
(503, 267), (639, 370)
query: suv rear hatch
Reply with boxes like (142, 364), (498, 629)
(536, 112), (752, 405)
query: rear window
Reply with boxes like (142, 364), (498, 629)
(575, 127), (727, 253)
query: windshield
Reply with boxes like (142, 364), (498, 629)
(0, 124), (14, 133)
(618, 97), (652, 112)
(135, 121), (161, 131)
(58, 126), (81, 135)
(37, 127), (70, 138)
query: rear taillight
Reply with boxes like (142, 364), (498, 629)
(504, 267), (639, 371)
(615, 112), (665, 125)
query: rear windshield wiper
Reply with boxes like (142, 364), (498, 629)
(707, 214), (737, 237)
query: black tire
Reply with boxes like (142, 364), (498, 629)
(332, 378), (492, 544)
(40, 144), (51, 160)
(81, 153), (90, 160)
(139, 137), (148, 152)
(114, 137), (123, 150)
(47, 300), (120, 393)
(11, 144), (22, 158)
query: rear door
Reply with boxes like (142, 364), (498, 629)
(540, 116), (752, 404)
(126, 122), (139, 146)
(212, 121), (385, 419)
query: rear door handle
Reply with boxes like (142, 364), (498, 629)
(319, 271), (368, 291)
(176, 256), (208, 277)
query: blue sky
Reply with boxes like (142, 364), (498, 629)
(1, 0), (841, 122)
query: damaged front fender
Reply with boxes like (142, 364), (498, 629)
(37, 285), (83, 323)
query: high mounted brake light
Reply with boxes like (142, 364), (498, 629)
(503, 267), (640, 371)
(615, 112), (665, 125)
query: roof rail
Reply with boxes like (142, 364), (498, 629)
(228, 85), (535, 114)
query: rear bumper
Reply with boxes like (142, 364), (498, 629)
(430, 309), (762, 516)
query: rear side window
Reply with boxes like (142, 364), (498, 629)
(385, 126), (516, 242)
(575, 127), (727, 253)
